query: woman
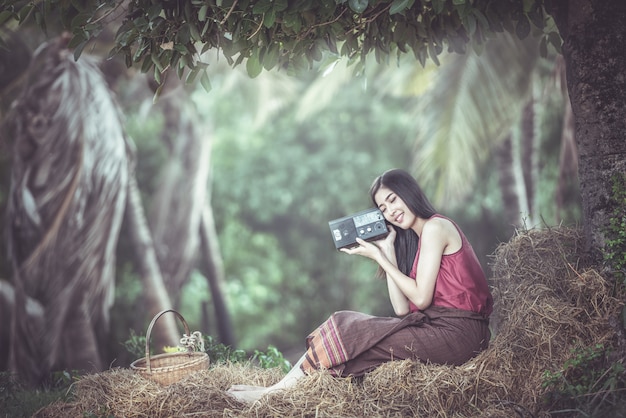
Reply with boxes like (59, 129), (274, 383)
(228, 168), (493, 402)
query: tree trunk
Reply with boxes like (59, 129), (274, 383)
(199, 202), (235, 346)
(125, 173), (180, 348)
(520, 97), (538, 225)
(5, 36), (128, 385)
(555, 79), (579, 222)
(0, 280), (43, 370)
(148, 78), (210, 303)
(548, 0), (626, 261)
(495, 135), (521, 233)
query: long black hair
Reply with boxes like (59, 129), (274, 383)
(369, 169), (437, 276)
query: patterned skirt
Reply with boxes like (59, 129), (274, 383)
(302, 306), (490, 377)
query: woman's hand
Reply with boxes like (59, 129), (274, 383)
(340, 225), (396, 263)
(377, 225), (396, 258)
(340, 238), (381, 261)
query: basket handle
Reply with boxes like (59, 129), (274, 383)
(144, 309), (191, 373)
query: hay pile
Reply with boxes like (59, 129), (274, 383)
(35, 227), (622, 417)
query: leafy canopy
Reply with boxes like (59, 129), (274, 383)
(1, 0), (558, 89)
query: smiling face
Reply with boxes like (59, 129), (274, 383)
(374, 185), (417, 230)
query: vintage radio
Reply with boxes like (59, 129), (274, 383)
(328, 208), (389, 250)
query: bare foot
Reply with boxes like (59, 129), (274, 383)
(228, 384), (268, 392)
(226, 386), (272, 403)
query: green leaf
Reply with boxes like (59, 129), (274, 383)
(198, 5), (208, 21)
(140, 55), (153, 73)
(274, 0), (289, 12)
(522, 0), (535, 13)
(72, 39), (89, 61)
(189, 20), (201, 40)
(415, 45), (427, 67)
(264, 9), (276, 27)
(147, 4), (163, 20)
(427, 41), (440, 66)
(36, 8), (48, 31)
(186, 66), (201, 84)
(115, 20), (135, 45)
(416, 21), (427, 38)
(18, 3), (33, 22)
(348, 0), (368, 14)
(548, 31), (562, 53)
(432, 0), (445, 14)
(151, 52), (164, 72)
(246, 49), (263, 78)
(452, 0), (466, 4)
(470, 8), (489, 31)
(389, 0), (414, 15)
(0, 10), (15, 26)
(309, 42), (322, 62)
(121, 47), (131, 67)
(527, 7), (544, 28)
(201, 18), (211, 36)
(133, 39), (150, 62)
(200, 71), (212, 92)
(176, 23), (191, 44)
(70, 12), (91, 28)
(462, 12), (476, 36)
(183, 1), (193, 21)
(176, 61), (185, 78)
(153, 81), (164, 103)
(252, 0), (272, 14)
(172, 43), (187, 54)
(264, 43), (281, 70)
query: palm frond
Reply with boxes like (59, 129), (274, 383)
(294, 52), (438, 121)
(412, 32), (541, 206)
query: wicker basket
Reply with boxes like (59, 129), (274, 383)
(130, 309), (209, 385)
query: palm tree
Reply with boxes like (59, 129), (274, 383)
(407, 33), (576, 229)
(296, 31), (575, 229)
(409, 33), (537, 208)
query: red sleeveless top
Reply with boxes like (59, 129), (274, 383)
(409, 215), (493, 317)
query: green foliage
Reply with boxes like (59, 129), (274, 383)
(199, 64), (416, 351)
(604, 172), (626, 285)
(122, 332), (289, 373)
(202, 335), (248, 365)
(1, 0), (559, 88)
(122, 329), (147, 359)
(542, 344), (626, 415)
(0, 370), (74, 417)
(109, 263), (146, 365)
(252, 346), (291, 373)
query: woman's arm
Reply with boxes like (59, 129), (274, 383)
(343, 219), (449, 315)
(379, 231), (412, 315)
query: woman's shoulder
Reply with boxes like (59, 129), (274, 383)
(422, 215), (456, 237)
(424, 215), (463, 251)
(425, 214), (455, 230)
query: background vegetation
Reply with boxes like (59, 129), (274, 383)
(0, 3), (580, 368)
(2, 1), (624, 414)
(104, 45), (578, 363)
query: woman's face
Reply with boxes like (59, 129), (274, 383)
(374, 185), (416, 230)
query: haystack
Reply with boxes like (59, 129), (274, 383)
(35, 227), (622, 417)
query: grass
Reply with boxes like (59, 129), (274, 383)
(0, 371), (73, 418)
